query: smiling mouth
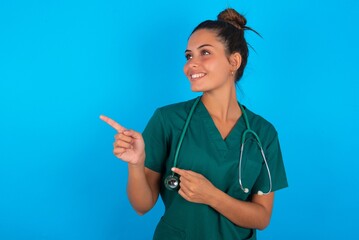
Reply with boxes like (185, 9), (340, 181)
(190, 73), (206, 80)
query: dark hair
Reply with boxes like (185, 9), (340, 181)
(191, 8), (259, 82)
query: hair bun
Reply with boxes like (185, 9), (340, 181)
(217, 8), (247, 30)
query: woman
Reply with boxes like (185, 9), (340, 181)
(100, 8), (287, 240)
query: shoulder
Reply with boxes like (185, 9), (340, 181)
(156, 97), (198, 120)
(143, 99), (193, 139)
(243, 106), (278, 140)
(144, 98), (199, 134)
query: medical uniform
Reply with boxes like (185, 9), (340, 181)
(143, 98), (288, 240)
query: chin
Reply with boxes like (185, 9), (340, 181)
(190, 87), (204, 92)
(191, 89), (203, 93)
(190, 84), (206, 92)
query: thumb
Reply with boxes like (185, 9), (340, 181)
(123, 129), (142, 139)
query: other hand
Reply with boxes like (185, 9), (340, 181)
(172, 167), (217, 205)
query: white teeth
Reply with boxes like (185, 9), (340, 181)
(191, 73), (205, 79)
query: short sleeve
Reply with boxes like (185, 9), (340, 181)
(252, 133), (288, 193)
(142, 109), (169, 173)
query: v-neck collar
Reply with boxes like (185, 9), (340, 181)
(196, 99), (246, 151)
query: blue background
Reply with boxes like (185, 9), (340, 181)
(1, 0), (358, 239)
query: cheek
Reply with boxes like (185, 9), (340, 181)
(212, 58), (231, 73)
(203, 57), (222, 70)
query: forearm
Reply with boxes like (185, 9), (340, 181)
(126, 162), (157, 215)
(208, 189), (273, 230)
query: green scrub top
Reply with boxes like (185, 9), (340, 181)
(143, 98), (288, 240)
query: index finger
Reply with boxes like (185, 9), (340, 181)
(172, 168), (196, 179)
(99, 115), (126, 132)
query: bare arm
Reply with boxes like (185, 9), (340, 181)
(172, 167), (273, 229)
(209, 189), (273, 229)
(127, 166), (161, 215)
(100, 115), (161, 215)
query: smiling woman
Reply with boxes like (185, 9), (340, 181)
(100, 8), (287, 240)
(184, 29), (240, 93)
(1, 0), (359, 239)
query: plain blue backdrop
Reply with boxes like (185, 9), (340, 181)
(1, 0), (358, 239)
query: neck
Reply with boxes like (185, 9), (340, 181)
(201, 83), (241, 121)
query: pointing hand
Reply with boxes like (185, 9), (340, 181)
(100, 115), (145, 165)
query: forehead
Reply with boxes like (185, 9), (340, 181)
(186, 29), (224, 50)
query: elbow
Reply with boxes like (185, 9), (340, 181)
(257, 216), (271, 230)
(128, 198), (155, 216)
(133, 207), (151, 216)
(132, 203), (154, 216)
(257, 223), (269, 231)
(135, 208), (150, 216)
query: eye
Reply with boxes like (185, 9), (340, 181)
(185, 53), (192, 60)
(201, 49), (210, 56)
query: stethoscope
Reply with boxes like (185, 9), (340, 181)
(164, 97), (272, 195)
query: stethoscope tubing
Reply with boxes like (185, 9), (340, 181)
(171, 97), (201, 177)
(238, 103), (272, 195)
(166, 96), (272, 195)
(238, 129), (272, 195)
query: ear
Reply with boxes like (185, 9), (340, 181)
(229, 52), (242, 71)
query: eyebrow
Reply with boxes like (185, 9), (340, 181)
(185, 44), (214, 53)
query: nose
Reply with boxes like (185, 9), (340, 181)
(184, 56), (200, 76)
(184, 60), (196, 75)
(185, 58), (199, 70)
(189, 57), (199, 68)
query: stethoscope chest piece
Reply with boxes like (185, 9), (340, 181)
(164, 175), (179, 190)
